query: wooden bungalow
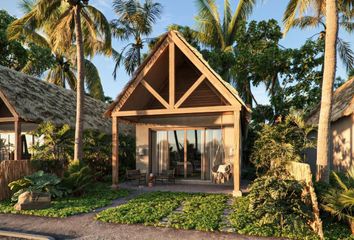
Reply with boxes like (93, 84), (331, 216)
(0, 65), (130, 161)
(307, 77), (354, 172)
(105, 31), (251, 196)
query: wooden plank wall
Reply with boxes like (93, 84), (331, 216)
(0, 160), (33, 200)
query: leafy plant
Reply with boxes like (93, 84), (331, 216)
(61, 161), (93, 196)
(229, 169), (316, 239)
(0, 183), (129, 217)
(31, 122), (73, 169)
(8, 171), (63, 202)
(250, 112), (315, 175)
(96, 192), (188, 225)
(168, 194), (228, 231)
(84, 131), (135, 181)
(321, 166), (354, 234)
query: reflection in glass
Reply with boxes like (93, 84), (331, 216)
(204, 129), (224, 180)
(168, 130), (185, 177)
(186, 130), (202, 179)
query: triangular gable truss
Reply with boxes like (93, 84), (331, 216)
(110, 31), (244, 117)
(0, 89), (19, 122)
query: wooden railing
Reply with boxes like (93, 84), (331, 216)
(0, 160), (33, 201)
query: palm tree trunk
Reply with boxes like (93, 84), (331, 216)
(316, 0), (338, 182)
(73, 5), (85, 162)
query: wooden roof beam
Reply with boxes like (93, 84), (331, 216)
(112, 105), (240, 117)
(175, 74), (205, 108)
(169, 42), (175, 108)
(141, 79), (169, 109)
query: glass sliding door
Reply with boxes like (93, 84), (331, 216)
(151, 128), (224, 181)
(204, 129), (224, 180)
(168, 130), (185, 177)
(186, 130), (203, 179)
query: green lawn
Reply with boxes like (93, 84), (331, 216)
(96, 191), (189, 225)
(0, 183), (129, 218)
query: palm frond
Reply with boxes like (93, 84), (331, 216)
(337, 38), (354, 72)
(65, 68), (77, 91)
(283, 0), (313, 34)
(84, 59), (105, 101)
(195, 0), (225, 49)
(227, 0), (255, 45)
(50, 8), (74, 52)
(19, 0), (36, 14)
(333, 171), (349, 191)
(85, 5), (112, 55)
(292, 15), (323, 29)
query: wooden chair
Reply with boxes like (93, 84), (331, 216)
(155, 169), (176, 184)
(125, 169), (146, 185)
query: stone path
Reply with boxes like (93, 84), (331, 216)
(0, 191), (278, 240)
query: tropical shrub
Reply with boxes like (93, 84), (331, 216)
(61, 161), (93, 196)
(30, 122), (73, 174)
(8, 171), (63, 202)
(84, 132), (135, 181)
(321, 166), (354, 234)
(250, 112), (315, 175)
(229, 168), (316, 239)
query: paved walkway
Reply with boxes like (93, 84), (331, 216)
(0, 191), (277, 240)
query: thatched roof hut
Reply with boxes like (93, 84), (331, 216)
(307, 77), (354, 125)
(0, 65), (111, 133)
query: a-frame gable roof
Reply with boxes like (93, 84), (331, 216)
(105, 30), (250, 117)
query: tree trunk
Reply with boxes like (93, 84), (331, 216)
(73, 5), (85, 162)
(316, 0), (338, 182)
(348, 219), (354, 235)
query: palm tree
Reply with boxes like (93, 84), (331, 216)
(8, 19), (105, 100)
(322, 167), (354, 234)
(283, 0), (340, 182)
(195, 0), (255, 51)
(9, 0), (111, 161)
(284, 0), (354, 72)
(111, 0), (162, 79)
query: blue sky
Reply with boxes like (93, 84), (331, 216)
(1, 0), (353, 104)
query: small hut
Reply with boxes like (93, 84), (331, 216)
(307, 77), (354, 171)
(105, 31), (251, 196)
(0, 65), (129, 161)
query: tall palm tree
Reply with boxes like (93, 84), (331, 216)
(283, 0), (341, 182)
(8, 17), (106, 100)
(111, 0), (162, 79)
(195, 0), (255, 51)
(284, 0), (354, 72)
(9, 0), (111, 161)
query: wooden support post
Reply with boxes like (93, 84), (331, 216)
(14, 120), (22, 160)
(112, 116), (119, 189)
(169, 42), (175, 108)
(233, 111), (242, 197)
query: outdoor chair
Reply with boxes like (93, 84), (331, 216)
(211, 164), (231, 184)
(155, 169), (176, 184)
(125, 169), (147, 185)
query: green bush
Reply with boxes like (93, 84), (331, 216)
(61, 161), (93, 196)
(250, 112), (315, 175)
(8, 170), (64, 202)
(229, 168), (316, 239)
(168, 194), (228, 231)
(83, 131), (135, 181)
(96, 192), (188, 225)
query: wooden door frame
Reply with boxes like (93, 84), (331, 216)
(148, 127), (223, 180)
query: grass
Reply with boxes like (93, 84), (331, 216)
(0, 183), (129, 218)
(167, 194), (228, 231)
(96, 191), (189, 225)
